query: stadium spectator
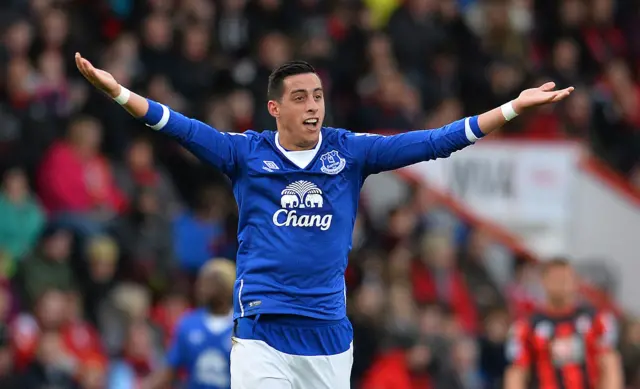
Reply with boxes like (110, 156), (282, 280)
(0, 323), (18, 388)
(412, 184), (461, 235)
(0, 285), (12, 327)
(360, 338), (434, 389)
(592, 59), (640, 174)
(1, 19), (33, 60)
(505, 257), (543, 318)
(382, 204), (419, 251)
(59, 291), (103, 363)
(478, 307), (510, 388)
(113, 136), (181, 217)
(150, 285), (192, 348)
(559, 87), (593, 137)
(458, 229), (505, 316)
(139, 13), (175, 77)
(171, 24), (216, 102)
(227, 88), (255, 131)
(355, 69), (417, 130)
(449, 336), (483, 389)
(37, 116), (127, 235)
(11, 289), (69, 371)
(116, 188), (174, 286)
(21, 331), (78, 389)
(0, 167), (45, 275)
(98, 283), (155, 357)
(77, 352), (108, 389)
(81, 235), (120, 327)
(416, 303), (456, 386)
(411, 232), (478, 334)
(107, 320), (163, 388)
(350, 283), (385, 385)
(16, 226), (75, 308)
(251, 31), (294, 130)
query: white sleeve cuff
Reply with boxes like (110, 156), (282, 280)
(146, 104), (170, 131)
(464, 117), (479, 143)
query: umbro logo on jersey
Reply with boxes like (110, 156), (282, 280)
(262, 160), (279, 172)
(272, 180), (332, 231)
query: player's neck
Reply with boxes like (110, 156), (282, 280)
(194, 208), (219, 221)
(544, 299), (575, 315)
(207, 305), (232, 316)
(277, 130), (319, 151)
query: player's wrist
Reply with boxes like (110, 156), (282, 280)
(111, 85), (130, 104)
(510, 98), (524, 116)
(502, 99), (521, 121)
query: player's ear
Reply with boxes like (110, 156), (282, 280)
(267, 100), (279, 118)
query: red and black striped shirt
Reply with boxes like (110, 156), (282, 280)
(506, 305), (617, 389)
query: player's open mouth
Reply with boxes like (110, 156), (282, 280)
(303, 118), (319, 130)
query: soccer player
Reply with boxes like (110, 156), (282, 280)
(144, 259), (235, 389)
(75, 52), (573, 389)
(504, 258), (622, 389)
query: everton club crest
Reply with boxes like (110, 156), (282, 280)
(320, 150), (346, 175)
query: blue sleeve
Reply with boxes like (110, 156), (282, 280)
(140, 99), (249, 177)
(346, 116), (483, 175)
(166, 319), (187, 369)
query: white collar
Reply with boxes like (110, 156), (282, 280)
(275, 130), (323, 169)
(204, 309), (233, 334)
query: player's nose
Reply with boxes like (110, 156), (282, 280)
(306, 100), (319, 112)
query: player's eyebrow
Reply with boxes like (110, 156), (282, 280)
(290, 88), (323, 95)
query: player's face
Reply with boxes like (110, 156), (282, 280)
(543, 265), (578, 306)
(196, 271), (217, 305)
(270, 73), (325, 149)
(196, 270), (231, 310)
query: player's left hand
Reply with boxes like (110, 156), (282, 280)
(513, 82), (575, 113)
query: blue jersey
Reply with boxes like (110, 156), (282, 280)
(144, 101), (483, 322)
(166, 309), (233, 389)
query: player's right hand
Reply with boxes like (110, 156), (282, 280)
(75, 52), (121, 98)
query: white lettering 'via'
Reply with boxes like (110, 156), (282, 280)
(272, 209), (332, 231)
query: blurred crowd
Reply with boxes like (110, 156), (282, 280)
(0, 0), (639, 388)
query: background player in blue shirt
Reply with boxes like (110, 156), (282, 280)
(75, 52), (574, 389)
(143, 259), (235, 389)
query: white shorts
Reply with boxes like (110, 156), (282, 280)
(230, 337), (353, 389)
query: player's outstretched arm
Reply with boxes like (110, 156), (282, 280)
(75, 52), (245, 176)
(75, 53), (149, 118)
(350, 82), (574, 174)
(477, 82), (574, 136)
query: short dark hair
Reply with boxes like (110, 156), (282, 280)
(267, 60), (317, 101)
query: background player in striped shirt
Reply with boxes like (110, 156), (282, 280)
(504, 258), (622, 389)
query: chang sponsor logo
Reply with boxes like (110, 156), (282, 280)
(273, 180), (332, 231)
